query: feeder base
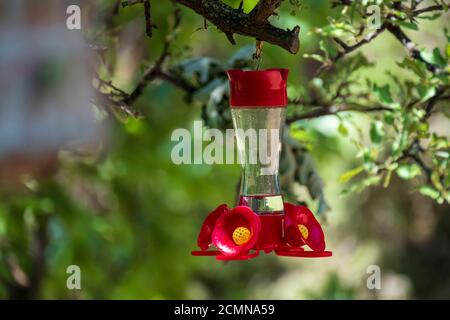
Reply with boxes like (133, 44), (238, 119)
(274, 247), (332, 258)
(193, 202), (332, 261)
(191, 248), (332, 261)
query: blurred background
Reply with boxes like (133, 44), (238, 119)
(0, 0), (449, 299)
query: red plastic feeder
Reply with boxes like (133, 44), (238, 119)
(192, 69), (332, 260)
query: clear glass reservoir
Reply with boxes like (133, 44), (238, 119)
(232, 107), (285, 214)
(227, 69), (289, 215)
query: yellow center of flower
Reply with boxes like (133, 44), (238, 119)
(298, 224), (309, 240)
(232, 227), (251, 246)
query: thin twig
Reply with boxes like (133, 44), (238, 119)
(174, 0), (300, 53)
(316, 25), (386, 76)
(286, 105), (392, 123)
(385, 23), (440, 73)
(413, 4), (447, 15)
(144, 0), (153, 37)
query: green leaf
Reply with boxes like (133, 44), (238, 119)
(397, 21), (419, 30)
(383, 169), (393, 188)
(397, 58), (427, 78)
(383, 111), (395, 125)
(445, 27), (450, 42)
(373, 84), (393, 105)
(125, 118), (145, 135)
(303, 53), (324, 63)
(417, 85), (436, 102)
(420, 48), (448, 68)
(340, 175), (382, 196)
(319, 39), (338, 60)
(339, 166), (364, 183)
(419, 185), (441, 200)
(361, 148), (378, 173)
(432, 47), (448, 67)
(338, 122), (349, 137)
(312, 78), (323, 88)
(396, 164), (421, 180)
(417, 13), (442, 20)
(392, 124), (409, 158)
(430, 133), (450, 149)
(370, 121), (385, 145)
(435, 151), (449, 159)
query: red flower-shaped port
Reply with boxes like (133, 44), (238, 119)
(197, 204), (228, 251)
(212, 206), (261, 257)
(284, 203), (326, 252)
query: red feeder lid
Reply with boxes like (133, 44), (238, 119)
(227, 69), (289, 108)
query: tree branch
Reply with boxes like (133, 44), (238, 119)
(93, 90), (142, 118)
(249, 0), (283, 24)
(144, 0), (153, 37)
(409, 153), (433, 183)
(174, 0), (300, 53)
(385, 23), (440, 73)
(413, 4), (447, 15)
(316, 25), (386, 76)
(122, 0), (156, 38)
(286, 105), (392, 123)
(121, 0), (146, 6)
(123, 6), (189, 105)
(156, 69), (197, 93)
(425, 86), (449, 119)
(315, 1), (449, 76)
(334, 26), (386, 54)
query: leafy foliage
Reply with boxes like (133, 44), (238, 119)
(302, 0), (450, 204)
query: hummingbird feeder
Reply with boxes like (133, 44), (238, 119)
(192, 69), (332, 261)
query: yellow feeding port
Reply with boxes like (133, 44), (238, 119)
(232, 227), (251, 246)
(298, 224), (309, 240)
